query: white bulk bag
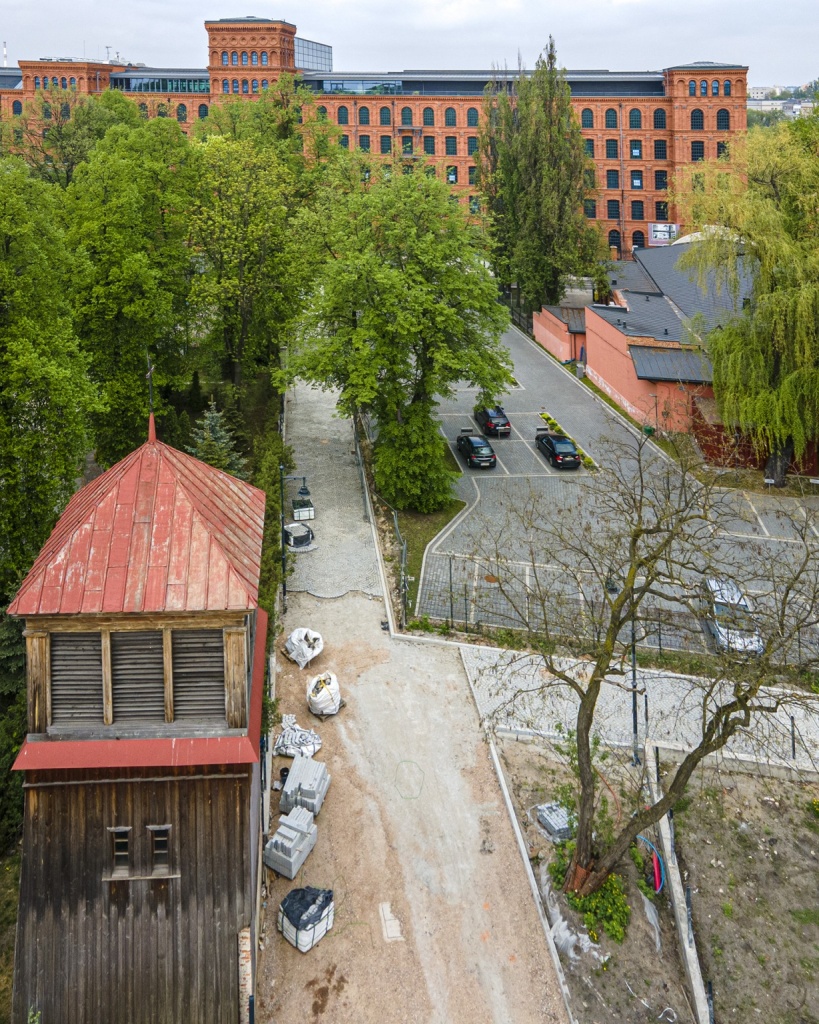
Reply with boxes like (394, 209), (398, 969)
(284, 628), (324, 670)
(307, 671), (342, 717)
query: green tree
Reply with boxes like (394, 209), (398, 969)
(0, 158), (99, 600)
(186, 399), (248, 478)
(65, 118), (198, 464)
(746, 108), (786, 128)
(292, 157), (512, 512)
(677, 115), (819, 484)
(6, 88), (142, 187)
(477, 38), (605, 311)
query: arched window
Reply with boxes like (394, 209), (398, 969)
(241, 52), (248, 65)
(423, 107), (434, 126)
(712, 80), (720, 96)
(60, 77), (67, 89)
(241, 80), (249, 94)
(222, 51), (228, 65)
(261, 80), (269, 90)
(261, 52), (269, 66)
(380, 106), (391, 125)
(198, 103), (209, 119)
(42, 103), (52, 120)
(252, 79), (259, 93)
(51, 77), (59, 88)
(700, 80), (708, 96)
(69, 77), (76, 87)
(317, 106), (327, 119)
(445, 107), (456, 126)
(60, 102), (70, 119)
(716, 108), (730, 130)
(691, 140), (705, 161)
(608, 229), (621, 253)
(251, 52), (258, 65)
(688, 80), (696, 96)
(581, 108), (594, 128)
(139, 102), (149, 117)
(34, 76), (40, 89)
(338, 105), (349, 125)
(691, 109), (704, 130)
(156, 103), (167, 118)
(632, 230), (645, 249)
(467, 106), (479, 127)
(604, 108), (617, 128)
(12, 99), (22, 115)
(231, 52), (238, 66)
(629, 108), (641, 128)
(723, 80), (732, 97)
(653, 108), (666, 129)
(359, 106), (370, 125)
(176, 104), (187, 122)
(401, 106), (412, 126)
(222, 79), (229, 94)
(232, 79), (239, 94)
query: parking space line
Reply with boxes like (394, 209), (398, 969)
(743, 492), (770, 537)
(799, 505), (819, 540)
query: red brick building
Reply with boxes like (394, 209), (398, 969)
(0, 17), (747, 244)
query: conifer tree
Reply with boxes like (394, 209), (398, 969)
(186, 400), (248, 479)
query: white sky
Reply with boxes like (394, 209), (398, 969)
(3, 0), (816, 87)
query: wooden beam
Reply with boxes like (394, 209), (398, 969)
(101, 629), (113, 726)
(163, 627), (174, 723)
(223, 628), (247, 729)
(27, 611), (247, 632)
(24, 629), (49, 733)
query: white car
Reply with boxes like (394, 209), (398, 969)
(700, 578), (764, 655)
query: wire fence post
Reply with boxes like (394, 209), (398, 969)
(448, 556), (454, 627)
(463, 582), (469, 633)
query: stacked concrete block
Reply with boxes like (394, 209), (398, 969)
(263, 807), (318, 879)
(279, 753), (331, 816)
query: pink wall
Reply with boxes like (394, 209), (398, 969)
(583, 308), (713, 432)
(532, 308), (579, 363)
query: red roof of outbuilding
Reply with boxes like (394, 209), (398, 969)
(8, 419), (266, 616)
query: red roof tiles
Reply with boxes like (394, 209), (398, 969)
(8, 422), (266, 616)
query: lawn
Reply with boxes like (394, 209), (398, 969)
(397, 496), (466, 614)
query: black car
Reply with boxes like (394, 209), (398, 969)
(456, 432), (497, 468)
(535, 430), (582, 469)
(474, 406), (511, 437)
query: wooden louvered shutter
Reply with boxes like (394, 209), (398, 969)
(172, 629), (227, 722)
(50, 633), (104, 723)
(111, 631), (165, 723)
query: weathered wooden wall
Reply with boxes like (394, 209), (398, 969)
(13, 766), (254, 1024)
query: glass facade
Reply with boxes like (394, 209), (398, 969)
(112, 75), (210, 93)
(294, 37), (333, 72)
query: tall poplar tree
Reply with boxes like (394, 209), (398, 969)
(477, 38), (604, 310)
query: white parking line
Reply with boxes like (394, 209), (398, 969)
(743, 493), (770, 537)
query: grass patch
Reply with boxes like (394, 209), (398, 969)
(0, 852), (20, 1024)
(791, 908), (819, 927)
(397, 497), (466, 613)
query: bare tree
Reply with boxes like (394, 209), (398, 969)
(463, 434), (819, 895)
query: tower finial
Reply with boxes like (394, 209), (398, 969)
(146, 354), (156, 442)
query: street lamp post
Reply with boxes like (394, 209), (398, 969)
(279, 466), (311, 613)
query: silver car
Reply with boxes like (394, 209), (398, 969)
(700, 578), (764, 655)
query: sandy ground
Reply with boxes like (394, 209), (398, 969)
(256, 592), (569, 1024)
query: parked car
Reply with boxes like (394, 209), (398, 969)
(699, 577), (764, 655)
(474, 405), (511, 437)
(456, 431), (497, 469)
(535, 430), (582, 469)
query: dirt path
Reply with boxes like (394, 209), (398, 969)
(256, 592), (568, 1024)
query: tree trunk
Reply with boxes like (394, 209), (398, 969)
(764, 438), (794, 487)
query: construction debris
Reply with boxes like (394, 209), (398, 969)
(280, 753), (331, 816)
(263, 807), (318, 879)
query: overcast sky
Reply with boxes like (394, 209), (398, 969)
(3, 0), (817, 87)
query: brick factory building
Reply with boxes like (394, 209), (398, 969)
(0, 16), (747, 251)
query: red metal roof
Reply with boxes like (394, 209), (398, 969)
(8, 417), (266, 616)
(13, 609), (268, 771)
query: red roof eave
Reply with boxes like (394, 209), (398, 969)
(13, 609), (268, 772)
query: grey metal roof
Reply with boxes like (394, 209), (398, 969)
(111, 68), (208, 76)
(629, 345), (713, 383)
(591, 293), (686, 342)
(665, 61), (747, 71)
(544, 307), (586, 333)
(608, 260), (660, 295)
(633, 243), (750, 330)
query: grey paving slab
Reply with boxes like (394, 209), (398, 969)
(283, 383), (381, 600)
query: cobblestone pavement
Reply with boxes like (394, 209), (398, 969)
(283, 382), (381, 599)
(460, 645), (819, 772)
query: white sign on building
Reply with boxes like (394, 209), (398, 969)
(648, 223), (680, 246)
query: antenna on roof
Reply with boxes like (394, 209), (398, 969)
(146, 354), (156, 442)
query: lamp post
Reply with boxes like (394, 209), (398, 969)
(279, 466), (310, 612)
(605, 574), (641, 767)
(648, 392), (659, 431)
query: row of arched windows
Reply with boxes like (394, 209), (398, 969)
(220, 50), (271, 67)
(582, 108), (667, 130)
(136, 102), (209, 121)
(690, 108), (731, 130)
(607, 230), (647, 253)
(33, 75), (77, 89)
(689, 79), (732, 97)
(325, 104), (480, 128)
(221, 79), (269, 94)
